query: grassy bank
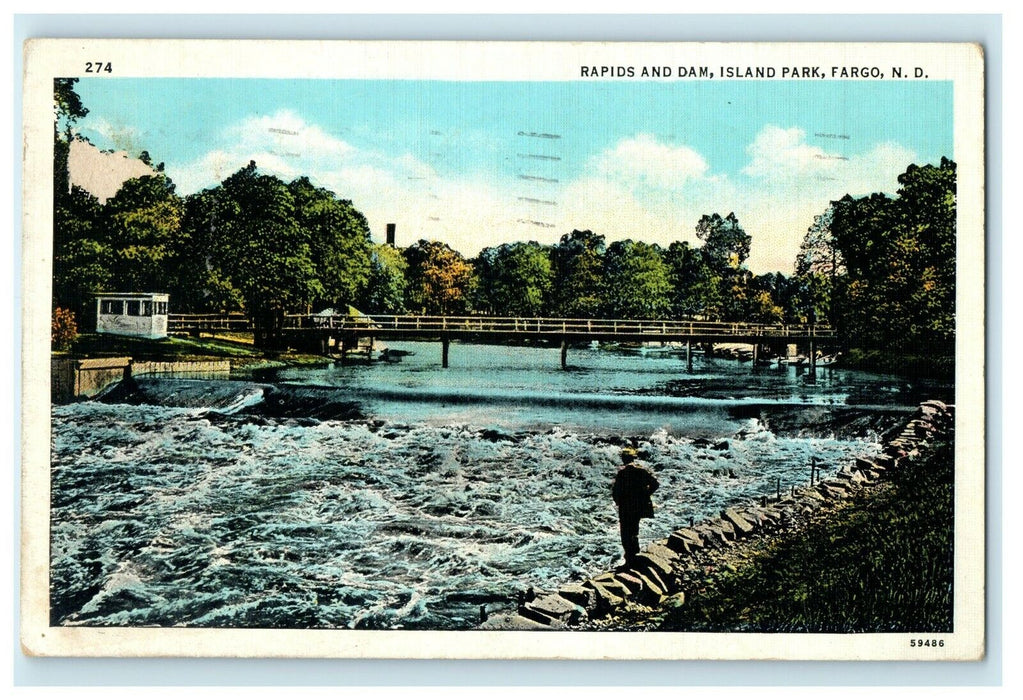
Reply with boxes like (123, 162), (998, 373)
(840, 348), (955, 381)
(600, 441), (954, 633)
(58, 333), (331, 375)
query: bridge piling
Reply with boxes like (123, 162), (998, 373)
(442, 338), (450, 368)
(560, 339), (568, 370)
(686, 340), (693, 371)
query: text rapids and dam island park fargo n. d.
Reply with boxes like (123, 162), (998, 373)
(579, 64), (924, 79)
(20, 40), (985, 661)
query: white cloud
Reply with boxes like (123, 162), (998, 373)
(743, 125), (830, 178)
(169, 118), (922, 275)
(592, 133), (711, 190)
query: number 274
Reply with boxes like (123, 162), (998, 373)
(85, 62), (112, 73)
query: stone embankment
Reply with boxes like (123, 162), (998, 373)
(479, 400), (954, 630)
(51, 356), (231, 403)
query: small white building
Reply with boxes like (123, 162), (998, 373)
(95, 292), (169, 339)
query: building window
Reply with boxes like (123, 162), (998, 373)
(126, 300), (142, 316)
(155, 301), (168, 315)
(100, 300), (124, 315)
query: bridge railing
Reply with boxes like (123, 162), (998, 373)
(279, 314), (835, 338)
(168, 313), (252, 332)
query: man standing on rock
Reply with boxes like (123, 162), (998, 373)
(612, 447), (659, 568)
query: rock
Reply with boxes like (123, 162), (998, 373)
(800, 488), (826, 502)
(818, 480), (852, 499)
(855, 456), (888, 473)
(694, 524), (726, 548)
(478, 612), (553, 630)
(558, 583), (598, 612)
(666, 528), (704, 553)
(645, 541), (682, 566)
(643, 563), (674, 594)
(522, 594), (586, 625)
(631, 572), (667, 606)
(722, 508), (756, 536)
(591, 573), (632, 598)
(636, 549), (675, 575)
(518, 605), (557, 626)
(874, 454), (897, 469)
(586, 580), (626, 610)
(614, 572), (645, 594)
(712, 518), (737, 541)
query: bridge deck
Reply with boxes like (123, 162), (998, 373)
(169, 313), (835, 343)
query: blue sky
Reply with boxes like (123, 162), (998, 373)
(71, 78), (953, 273)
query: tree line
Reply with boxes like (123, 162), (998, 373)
(53, 79), (956, 361)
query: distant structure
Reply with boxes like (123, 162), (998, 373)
(386, 223), (396, 247)
(94, 292), (169, 339)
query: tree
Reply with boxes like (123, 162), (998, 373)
(53, 185), (110, 316)
(691, 213), (753, 321)
(174, 188), (245, 313)
(828, 158), (956, 352)
(52, 79), (107, 318)
(53, 79), (88, 199)
(402, 239), (475, 315)
(793, 206), (845, 326)
(664, 240), (720, 319)
(695, 212), (751, 273)
(473, 241), (553, 316)
(209, 162), (322, 347)
(361, 243), (408, 314)
(550, 230), (606, 318)
(289, 177), (373, 312)
(103, 174), (183, 293)
(601, 240), (672, 319)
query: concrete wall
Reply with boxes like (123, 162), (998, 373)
(51, 357), (231, 403)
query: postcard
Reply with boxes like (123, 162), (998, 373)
(21, 39), (985, 660)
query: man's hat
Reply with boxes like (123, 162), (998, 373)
(621, 447), (638, 463)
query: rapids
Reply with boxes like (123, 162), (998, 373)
(50, 341), (944, 629)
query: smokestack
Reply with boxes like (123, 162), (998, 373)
(386, 223), (396, 247)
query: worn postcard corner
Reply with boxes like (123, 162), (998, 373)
(22, 39), (985, 661)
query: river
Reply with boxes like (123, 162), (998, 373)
(49, 341), (948, 630)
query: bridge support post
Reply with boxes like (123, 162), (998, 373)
(339, 337), (348, 366)
(560, 339), (568, 370)
(752, 343), (759, 367)
(686, 340), (693, 371)
(442, 337), (450, 368)
(808, 339), (817, 380)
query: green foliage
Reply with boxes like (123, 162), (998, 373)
(664, 241), (720, 319)
(288, 176), (373, 311)
(104, 174), (183, 293)
(601, 240), (672, 319)
(829, 158), (956, 353)
(550, 230), (606, 318)
(53, 186), (110, 316)
(361, 244), (408, 314)
(402, 239), (475, 315)
(51, 307), (78, 351)
(473, 241), (553, 316)
(696, 212), (751, 273)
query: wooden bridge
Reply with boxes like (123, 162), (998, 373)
(169, 313), (837, 371)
